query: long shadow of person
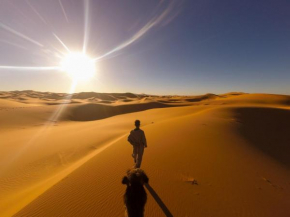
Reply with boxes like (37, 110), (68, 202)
(144, 183), (174, 217)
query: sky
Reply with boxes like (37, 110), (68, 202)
(0, 0), (289, 95)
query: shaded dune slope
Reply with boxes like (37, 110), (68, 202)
(233, 107), (290, 168)
(68, 102), (176, 121)
(185, 93), (219, 102)
(72, 92), (141, 100)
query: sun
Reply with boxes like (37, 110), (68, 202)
(60, 52), (96, 81)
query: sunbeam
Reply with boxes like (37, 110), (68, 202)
(53, 33), (71, 53)
(82, 0), (90, 54)
(93, 0), (178, 61)
(0, 23), (43, 47)
(7, 1), (32, 22)
(0, 0), (180, 89)
(0, 39), (28, 50)
(0, 66), (60, 70)
(25, 0), (48, 25)
(41, 48), (64, 60)
(0, 0), (180, 80)
(58, 0), (69, 23)
(45, 42), (67, 57)
(1, 78), (77, 168)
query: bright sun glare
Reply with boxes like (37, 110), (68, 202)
(60, 52), (96, 81)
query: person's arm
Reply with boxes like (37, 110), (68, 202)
(128, 131), (133, 145)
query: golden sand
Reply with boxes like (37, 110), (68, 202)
(0, 91), (289, 216)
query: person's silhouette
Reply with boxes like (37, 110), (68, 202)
(127, 120), (147, 168)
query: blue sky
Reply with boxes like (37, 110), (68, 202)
(0, 0), (289, 95)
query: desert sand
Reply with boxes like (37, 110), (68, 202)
(0, 91), (289, 217)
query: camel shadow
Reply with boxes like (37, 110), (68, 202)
(145, 183), (173, 217)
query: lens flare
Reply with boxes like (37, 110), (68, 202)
(60, 52), (96, 81)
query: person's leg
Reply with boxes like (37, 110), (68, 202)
(136, 145), (144, 168)
(133, 145), (138, 163)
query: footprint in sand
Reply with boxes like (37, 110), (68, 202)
(262, 177), (283, 190)
(184, 178), (198, 185)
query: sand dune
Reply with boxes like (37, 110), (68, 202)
(0, 91), (289, 216)
(68, 102), (176, 121)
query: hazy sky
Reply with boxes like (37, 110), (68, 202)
(0, 0), (289, 95)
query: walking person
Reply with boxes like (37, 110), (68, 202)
(128, 120), (147, 168)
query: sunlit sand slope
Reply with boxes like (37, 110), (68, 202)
(0, 92), (289, 216)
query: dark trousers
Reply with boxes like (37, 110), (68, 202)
(133, 145), (144, 168)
